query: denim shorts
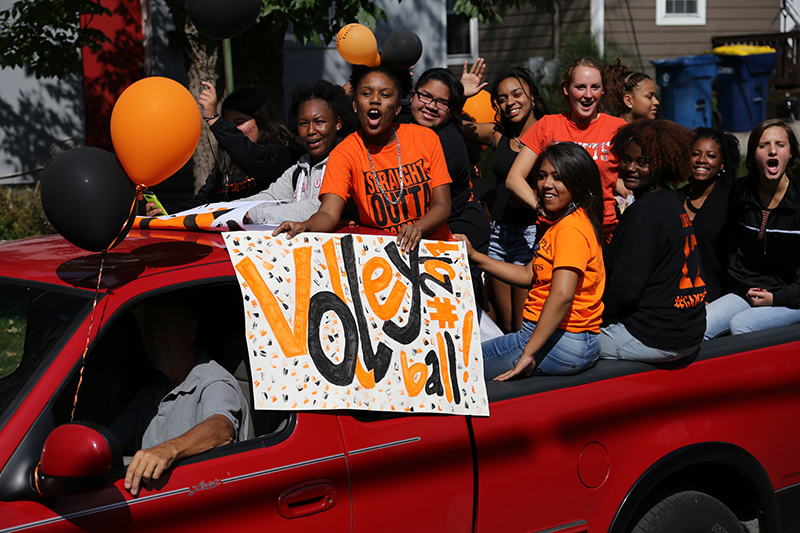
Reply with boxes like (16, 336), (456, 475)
(481, 319), (599, 379)
(487, 221), (537, 266)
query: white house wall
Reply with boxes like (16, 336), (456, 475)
(0, 0), (85, 185)
(282, 0), (446, 110)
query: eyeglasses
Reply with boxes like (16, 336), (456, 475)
(414, 91), (450, 111)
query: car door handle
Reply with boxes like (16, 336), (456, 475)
(278, 480), (337, 519)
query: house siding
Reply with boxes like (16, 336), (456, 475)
(477, 0), (591, 82)
(477, 0), (781, 80)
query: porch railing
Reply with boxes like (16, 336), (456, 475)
(711, 31), (800, 89)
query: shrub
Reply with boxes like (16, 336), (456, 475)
(0, 184), (54, 241)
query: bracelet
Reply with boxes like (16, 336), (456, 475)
(203, 114), (220, 121)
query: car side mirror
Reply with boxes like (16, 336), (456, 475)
(34, 422), (123, 497)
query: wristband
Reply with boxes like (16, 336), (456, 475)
(203, 114), (220, 121)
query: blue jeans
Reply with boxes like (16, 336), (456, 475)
(705, 292), (800, 339)
(599, 323), (697, 362)
(487, 221), (537, 265)
(481, 319), (599, 379)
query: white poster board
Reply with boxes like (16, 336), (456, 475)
(223, 231), (488, 416)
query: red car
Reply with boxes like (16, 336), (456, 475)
(1, 229), (798, 532)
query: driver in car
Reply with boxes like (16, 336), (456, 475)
(110, 296), (249, 496)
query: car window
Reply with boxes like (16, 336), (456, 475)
(0, 279), (93, 427)
(55, 283), (290, 442)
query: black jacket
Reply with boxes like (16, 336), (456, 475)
(169, 118), (301, 213)
(727, 175), (800, 309)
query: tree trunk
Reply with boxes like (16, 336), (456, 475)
(163, 0), (221, 193)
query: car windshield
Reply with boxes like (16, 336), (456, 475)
(0, 279), (94, 427)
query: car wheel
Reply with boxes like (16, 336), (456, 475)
(631, 490), (746, 533)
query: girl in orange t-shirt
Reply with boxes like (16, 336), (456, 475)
(273, 66), (452, 253)
(506, 57), (626, 238)
(457, 142), (605, 380)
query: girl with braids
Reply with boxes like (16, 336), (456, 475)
(243, 80), (356, 225)
(461, 61), (549, 333)
(683, 127), (741, 302)
(274, 65), (451, 253)
(705, 119), (800, 338)
(601, 120), (706, 362)
(604, 59), (660, 123)
(457, 142), (606, 380)
(147, 84), (304, 214)
(508, 57), (627, 241)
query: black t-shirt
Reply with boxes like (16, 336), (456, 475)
(604, 188), (707, 350)
(435, 122), (472, 217)
(490, 135), (537, 226)
(684, 182), (734, 302)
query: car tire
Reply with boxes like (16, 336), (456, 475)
(631, 490), (746, 533)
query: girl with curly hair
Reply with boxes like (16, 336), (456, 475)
(683, 127), (741, 302)
(604, 59), (660, 123)
(243, 80), (356, 225)
(461, 61), (548, 333)
(600, 119), (706, 362)
(705, 119), (800, 338)
(507, 57), (627, 241)
(457, 142), (605, 380)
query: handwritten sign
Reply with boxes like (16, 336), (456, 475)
(223, 232), (488, 416)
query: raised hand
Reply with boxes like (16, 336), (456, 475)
(461, 58), (487, 98)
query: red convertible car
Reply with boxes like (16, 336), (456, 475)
(0, 229), (798, 532)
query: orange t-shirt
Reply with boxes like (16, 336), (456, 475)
(523, 208), (605, 332)
(520, 113), (626, 237)
(320, 123), (452, 233)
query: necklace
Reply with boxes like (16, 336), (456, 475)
(513, 136), (523, 150)
(683, 184), (703, 214)
(363, 127), (404, 205)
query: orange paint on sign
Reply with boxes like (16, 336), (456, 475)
(234, 249), (311, 357)
(424, 259), (456, 283)
(400, 350), (427, 397)
(423, 241), (460, 257)
(462, 310), (474, 367)
(363, 257), (406, 320)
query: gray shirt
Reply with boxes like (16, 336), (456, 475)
(242, 154), (328, 224)
(111, 352), (250, 453)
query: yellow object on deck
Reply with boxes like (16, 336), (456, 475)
(712, 45), (777, 56)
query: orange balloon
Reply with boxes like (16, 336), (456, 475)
(463, 90), (496, 124)
(336, 23), (380, 67)
(110, 77), (201, 188)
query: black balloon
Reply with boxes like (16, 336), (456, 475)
(188, 0), (261, 40)
(380, 30), (423, 70)
(42, 147), (138, 252)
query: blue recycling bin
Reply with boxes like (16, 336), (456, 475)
(715, 51), (777, 132)
(651, 55), (720, 129)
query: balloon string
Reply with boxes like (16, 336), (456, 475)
(70, 250), (106, 423)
